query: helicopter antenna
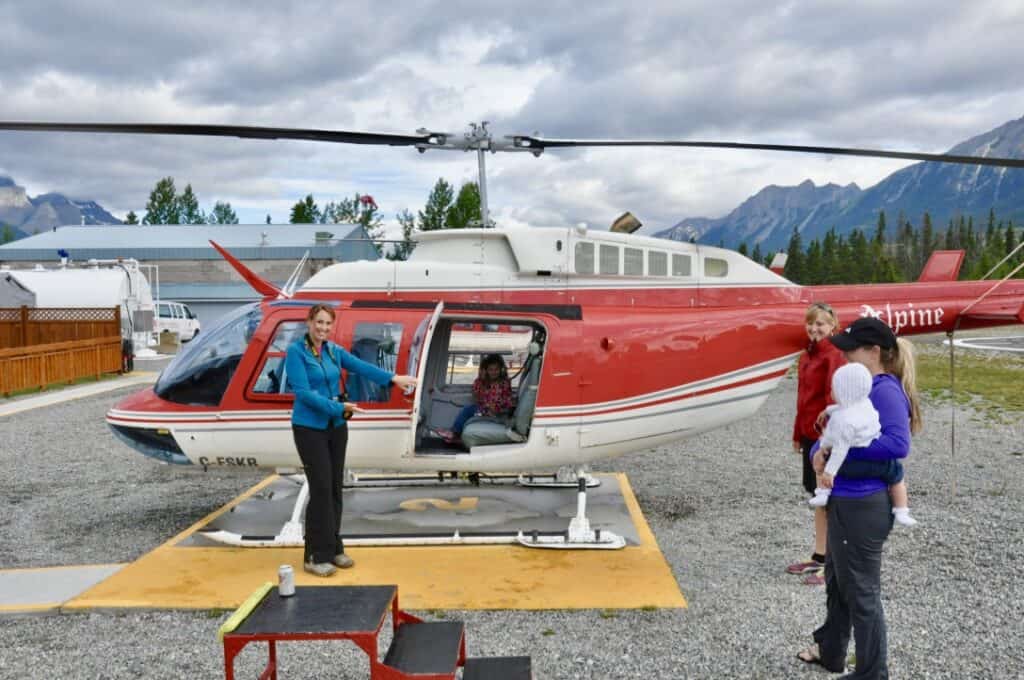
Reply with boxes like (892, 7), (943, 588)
(279, 250), (310, 299)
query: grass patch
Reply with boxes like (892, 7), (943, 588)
(598, 609), (618, 619)
(916, 351), (1024, 412)
(541, 628), (555, 637)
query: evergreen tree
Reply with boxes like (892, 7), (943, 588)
(208, 201), (239, 224)
(783, 227), (805, 282)
(896, 214), (915, 280)
(389, 209), (417, 261)
(848, 229), (871, 283)
(750, 242), (763, 266)
(803, 239), (823, 284)
(177, 184), (204, 224)
(418, 178), (454, 231)
(445, 182), (482, 229)
(737, 242), (749, 257)
(1006, 221), (1017, 257)
(944, 219), (956, 249)
(821, 228), (841, 284)
(290, 195), (320, 224)
(874, 210), (887, 246)
(143, 176), (180, 224)
(321, 193), (384, 252)
(920, 212), (935, 271)
(124, 211), (139, 224)
(1, 224), (14, 244)
(266, 214), (272, 225)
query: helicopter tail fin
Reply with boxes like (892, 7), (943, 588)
(209, 240), (283, 299)
(918, 250), (964, 282)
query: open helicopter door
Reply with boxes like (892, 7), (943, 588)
(405, 302), (444, 456)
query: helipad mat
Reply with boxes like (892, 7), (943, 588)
(64, 473), (685, 611)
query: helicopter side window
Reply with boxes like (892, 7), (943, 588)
(648, 251), (668, 276)
(250, 321), (307, 395)
(574, 242), (594, 274)
(347, 322), (403, 402)
(672, 254), (692, 277)
(624, 247), (644, 276)
(155, 303), (262, 406)
(704, 257), (729, 277)
(441, 324), (532, 389)
(599, 244), (620, 275)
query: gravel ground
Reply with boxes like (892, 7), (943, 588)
(1, 340), (1023, 679)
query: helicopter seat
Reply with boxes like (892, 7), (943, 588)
(460, 342), (541, 448)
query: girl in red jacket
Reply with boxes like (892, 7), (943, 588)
(787, 302), (845, 584)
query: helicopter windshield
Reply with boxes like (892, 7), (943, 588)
(155, 303), (262, 406)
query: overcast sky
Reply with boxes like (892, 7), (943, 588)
(2, 1), (1024, 237)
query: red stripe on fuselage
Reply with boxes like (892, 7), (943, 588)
(569, 367), (789, 418)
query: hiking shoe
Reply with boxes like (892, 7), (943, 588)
(802, 569), (825, 586)
(303, 560), (337, 577)
(334, 553), (355, 569)
(786, 559), (825, 575)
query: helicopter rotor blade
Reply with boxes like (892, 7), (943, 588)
(0, 121), (438, 147)
(510, 136), (1024, 169)
(4, 121), (1021, 168)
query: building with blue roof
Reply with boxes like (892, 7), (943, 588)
(0, 224), (378, 325)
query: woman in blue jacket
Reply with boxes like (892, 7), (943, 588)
(797, 316), (922, 678)
(285, 304), (417, 577)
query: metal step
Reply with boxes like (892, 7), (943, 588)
(462, 656), (532, 680)
(383, 621), (465, 676)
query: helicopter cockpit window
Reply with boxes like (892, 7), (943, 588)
(250, 321), (307, 395)
(347, 322), (403, 402)
(155, 303), (261, 406)
(624, 247), (644, 276)
(704, 257), (729, 277)
(672, 254), (692, 277)
(574, 241), (595, 274)
(599, 244), (620, 275)
(648, 251), (668, 276)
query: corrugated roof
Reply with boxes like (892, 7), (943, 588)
(0, 224), (379, 261)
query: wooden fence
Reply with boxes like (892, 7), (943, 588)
(0, 306), (122, 349)
(0, 336), (124, 396)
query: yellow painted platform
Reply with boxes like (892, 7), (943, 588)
(64, 473), (685, 611)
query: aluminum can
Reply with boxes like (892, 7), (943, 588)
(278, 564), (295, 597)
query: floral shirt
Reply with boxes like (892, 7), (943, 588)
(472, 378), (514, 417)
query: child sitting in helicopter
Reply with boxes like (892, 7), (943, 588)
(810, 363), (917, 526)
(437, 353), (515, 444)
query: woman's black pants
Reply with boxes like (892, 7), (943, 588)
(292, 423), (349, 563)
(813, 490), (894, 678)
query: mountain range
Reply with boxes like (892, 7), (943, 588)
(0, 176), (121, 240)
(655, 114), (1024, 251)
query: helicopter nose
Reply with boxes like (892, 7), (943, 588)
(106, 388), (192, 465)
(107, 422), (191, 465)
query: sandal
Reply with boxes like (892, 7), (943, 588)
(796, 643), (822, 665)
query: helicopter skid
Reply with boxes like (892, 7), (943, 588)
(517, 468), (601, 489)
(197, 527), (624, 549)
(515, 529), (627, 550)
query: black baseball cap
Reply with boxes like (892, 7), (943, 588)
(830, 316), (897, 351)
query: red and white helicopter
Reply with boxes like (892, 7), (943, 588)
(4, 121), (1024, 549)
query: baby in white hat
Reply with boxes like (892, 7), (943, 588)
(810, 363), (917, 526)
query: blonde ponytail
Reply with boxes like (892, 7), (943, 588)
(882, 337), (923, 434)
